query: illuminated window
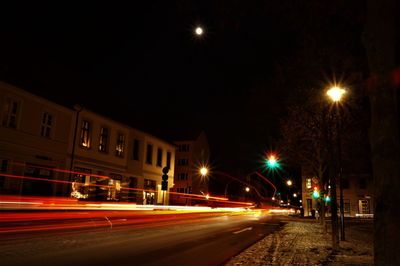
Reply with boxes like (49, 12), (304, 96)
(115, 133), (125, 157)
(2, 98), (20, 128)
(166, 152), (171, 168)
(146, 144), (153, 164)
(40, 112), (53, 138)
(132, 139), (140, 160)
(98, 127), (109, 152)
(306, 178), (312, 189)
(80, 120), (91, 148)
(156, 148), (163, 167)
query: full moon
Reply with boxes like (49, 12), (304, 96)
(195, 27), (203, 36)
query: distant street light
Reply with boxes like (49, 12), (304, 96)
(272, 197), (275, 201)
(327, 84), (347, 241)
(200, 167), (208, 176)
(293, 193), (297, 198)
(195, 26), (204, 36)
(286, 180), (293, 186)
(245, 187), (250, 192)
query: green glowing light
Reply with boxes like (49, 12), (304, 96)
(266, 155), (280, 169)
(324, 196), (331, 202)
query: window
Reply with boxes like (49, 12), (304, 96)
(157, 148), (163, 167)
(80, 120), (91, 148)
(359, 199), (371, 214)
(178, 158), (189, 166)
(133, 139), (140, 160)
(71, 167), (92, 199)
(98, 127), (109, 152)
(306, 178), (312, 189)
(359, 178), (367, 189)
(166, 152), (171, 168)
(115, 133), (125, 157)
(2, 98), (20, 128)
(146, 144), (153, 164)
(178, 144), (190, 152)
(40, 112), (53, 138)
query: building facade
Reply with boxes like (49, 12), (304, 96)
(68, 108), (176, 205)
(0, 82), (73, 196)
(302, 173), (374, 217)
(170, 131), (210, 205)
(0, 82), (175, 205)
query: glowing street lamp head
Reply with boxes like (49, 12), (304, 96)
(327, 86), (346, 102)
(195, 26), (204, 36)
(200, 167), (208, 176)
(286, 180), (293, 186)
(245, 187), (250, 192)
(293, 193), (297, 198)
(272, 197), (275, 201)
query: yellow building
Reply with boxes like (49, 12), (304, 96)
(0, 82), (176, 205)
(302, 173), (373, 218)
(0, 81), (73, 196)
(68, 108), (176, 205)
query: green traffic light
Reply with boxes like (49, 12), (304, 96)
(266, 155), (279, 169)
(324, 196), (331, 202)
(312, 190), (319, 199)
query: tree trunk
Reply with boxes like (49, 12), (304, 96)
(364, 0), (400, 264)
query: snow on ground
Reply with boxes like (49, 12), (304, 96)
(225, 217), (373, 266)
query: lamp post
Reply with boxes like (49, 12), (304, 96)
(286, 179), (292, 205)
(327, 86), (346, 241)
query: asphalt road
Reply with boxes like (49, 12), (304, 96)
(1, 210), (284, 266)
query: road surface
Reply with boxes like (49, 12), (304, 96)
(1, 210), (284, 266)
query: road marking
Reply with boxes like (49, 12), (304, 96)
(233, 227), (252, 234)
(104, 216), (112, 229)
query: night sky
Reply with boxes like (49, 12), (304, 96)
(0, 1), (366, 179)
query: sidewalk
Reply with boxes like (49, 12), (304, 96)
(225, 216), (373, 265)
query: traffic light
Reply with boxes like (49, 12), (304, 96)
(312, 186), (320, 199)
(161, 180), (168, 191)
(161, 167), (169, 191)
(324, 195), (331, 202)
(266, 154), (280, 169)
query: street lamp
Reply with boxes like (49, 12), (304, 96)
(286, 180), (293, 205)
(327, 86), (346, 102)
(200, 167), (208, 177)
(245, 187), (250, 192)
(327, 85), (346, 241)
